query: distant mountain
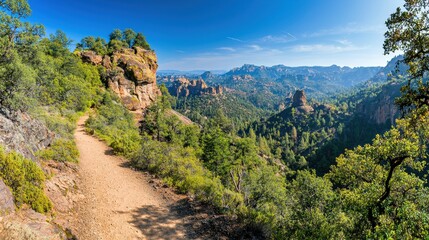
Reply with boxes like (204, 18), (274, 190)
(157, 69), (226, 76)
(208, 64), (382, 108)
(159, 63), (384, 115)
(223, 64), (382, 87)
(370, 55), (408, 82)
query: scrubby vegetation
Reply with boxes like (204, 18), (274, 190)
(37, 139), (79, 163)
(85, 92), (141, 157)
(0, 147), (52, 213)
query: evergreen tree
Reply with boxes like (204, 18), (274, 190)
(134, 32), (151, 50)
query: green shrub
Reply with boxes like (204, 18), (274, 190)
(31, 107), (77, 139)
(37, 139), (79, 163)
(0, 147), (52, 213)
(85, 92), (141, 157)
(131, 137), (243, 211)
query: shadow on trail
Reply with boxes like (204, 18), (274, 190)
(115, 199), (195, 240)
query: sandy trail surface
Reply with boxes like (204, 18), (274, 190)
(71, 115), (190, 240)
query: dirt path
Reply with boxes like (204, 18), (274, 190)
(71, 116), (190, 240)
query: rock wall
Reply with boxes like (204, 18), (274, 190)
(356, 82), (401, 125)
(80, 47), (161, 110)
(169, 77), (223, 97)
(0, 108), (54, 160)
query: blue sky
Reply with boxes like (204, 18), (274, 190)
(27, 0), (403, 70)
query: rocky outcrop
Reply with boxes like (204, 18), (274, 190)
(169, 78), (223, 97)
(0, 108), (54, 160)
(356, 82), (401, 125)
(79, 47), (160, 110)
(292, 90), (306, 107)
(0, 180), (14, 217)
(230, 75), (254, 82)
(79, 51), (103, 65)
(292, 90), (313, 113)
(0, 209), (66, 240)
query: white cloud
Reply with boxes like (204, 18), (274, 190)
(260, 33), (297, 43)
(217, 47), (236, 52)
(336, 39), (353, 46)
(305, 24), (383, 38)
(291, 43), (364, 53)
(226, 37), (244, 42)
(248, 44), (262, 51)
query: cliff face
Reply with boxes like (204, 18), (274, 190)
(356, 82), (401, 125)
(169, 78), (223, 97)
(0, 108), (54, 160)
(80, 47), (161, 110)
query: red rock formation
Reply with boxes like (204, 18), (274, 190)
(169, 78), (223, 97)
(79, 47), (161, 110)
(356, 82), (400, 125)
(80, 51), (103, 65)
(292, 90), (314, 113)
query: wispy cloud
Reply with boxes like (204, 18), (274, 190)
(291, 42), (364, 53)
(305, 24), (383, 38)
(248, 44), (263, 51)
(336, 39), (353, 46)
(260, 33), (297, 43)
(227, 37), (245, 42)
(217, 47), (236, 52)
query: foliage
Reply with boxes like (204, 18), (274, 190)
(384, 0), (429, 114)
(85, 92), (141, 157)
(328, 115), (429, 238)
(138, 96), (291, 237)
(0, 146), (52, 213)
(37, 139), (79, 163)
(131, 136), (240, 209)
(173, 93), (271, 130)
(78, 28), (151, 55)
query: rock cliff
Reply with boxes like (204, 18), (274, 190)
(80, 47), (161, 110)
(292, 90), (313, 113)
(169, 77), (223, 97)
(356, 82), (401, 125)
(0, 108), (54, 160)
